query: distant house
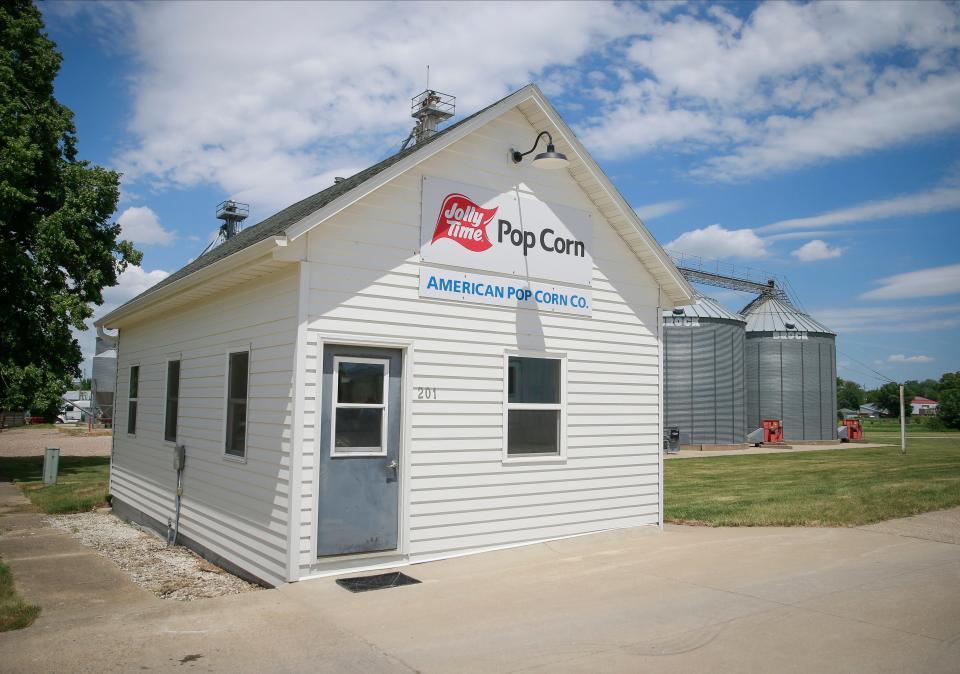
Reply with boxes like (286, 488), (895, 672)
(910, 397), (939, 416)
(859, 403), (881, 418)
(839, 407), (858, 419)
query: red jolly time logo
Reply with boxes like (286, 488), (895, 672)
(431, 193), (497, 252)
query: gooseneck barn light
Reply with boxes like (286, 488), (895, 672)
(511, 131), (569, 169)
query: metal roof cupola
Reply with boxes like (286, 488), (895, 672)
(741, 286), (837, 442)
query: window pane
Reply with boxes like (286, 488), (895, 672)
(164, 399), (178, 443)
(129, 366), (139, 398)
(165, 361), (180, 442)
(226, 352), (249, 457)
(508, 409), (559, 455)
(335, 407), (383, 450)
(127, 400), (138, 435)
(508, 357), (559, 404)
(229, 352), (249, 399)
(226, 400), (246, 456)
(337, 362), (385, 404)
(166, 361), (180, 400)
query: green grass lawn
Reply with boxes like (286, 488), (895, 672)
(665, 436), (960, 526)
(0, 560), (40, 631)
(0, 457), (110, 514)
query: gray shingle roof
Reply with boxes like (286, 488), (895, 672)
(740, 294), (835, 335)
(121, 92), (511, 308)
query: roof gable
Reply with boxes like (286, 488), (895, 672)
(100, 84), (693, 328)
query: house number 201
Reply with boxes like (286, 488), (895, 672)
(416, 387), (438, 400)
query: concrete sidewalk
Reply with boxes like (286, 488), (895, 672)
(1, 480), (958, 673)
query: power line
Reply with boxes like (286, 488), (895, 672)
(837, 347), (897, 385)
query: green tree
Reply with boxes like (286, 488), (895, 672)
(0, 1), (140, 419)
(872, 382), (911, 418)
(837, 377), (865, 411)
(939, 389), (960, 429)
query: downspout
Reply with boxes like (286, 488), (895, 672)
(656, 286), (664, 530)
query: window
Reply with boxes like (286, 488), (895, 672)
(330, 357), (388, 456)
(164, 360), (181, 443)
(505, 355), (564, 458)
(127, 365), (139, 435)
(225, 351), (249, 458)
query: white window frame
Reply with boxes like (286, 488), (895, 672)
(502, 351), (567, 464)
(222, 347), (251, 463)
(330, 356), (390, 458)
(163, 354), (181, 445)
(126, 364), (140, 437)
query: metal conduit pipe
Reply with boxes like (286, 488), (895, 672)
(167, 444), (186, 546)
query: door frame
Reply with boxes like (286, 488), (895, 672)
(309, 333), (414, 566)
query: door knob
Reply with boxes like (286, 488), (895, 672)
(386, 460), (398, 478)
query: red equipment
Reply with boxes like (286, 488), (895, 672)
(762, 419), (784, 443)
(842, 418), (863, 440)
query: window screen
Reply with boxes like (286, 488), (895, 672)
(225, 351), (249, 457)
(127, 365), (139, 435)
(506, 356), (563, 457)
(164, 360), (180, 442)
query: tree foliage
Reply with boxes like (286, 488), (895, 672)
(871, 382), (910, 418)
(0, 1), (140, 418)
(938, 372), (960, 429)
(836, 377), (865, 411)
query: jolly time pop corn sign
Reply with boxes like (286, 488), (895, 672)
(419, 176), (593, 316)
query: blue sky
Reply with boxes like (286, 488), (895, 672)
(41, 1), (960, 389)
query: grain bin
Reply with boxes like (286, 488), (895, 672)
(741, 294), (837, 441)
(663, 295), (746, 445)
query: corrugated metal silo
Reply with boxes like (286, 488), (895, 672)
(742, 294), (837, 441)
(663, 295), (746, 445)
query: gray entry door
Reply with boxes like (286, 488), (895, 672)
(317, 345), (403, 557)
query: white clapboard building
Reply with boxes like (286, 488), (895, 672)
(97, 85), (694, 586)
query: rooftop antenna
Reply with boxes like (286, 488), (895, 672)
(401, 67), (455, 151)
(200, 200), (250, 255)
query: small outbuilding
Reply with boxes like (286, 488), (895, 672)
(97, 85), (694, 586)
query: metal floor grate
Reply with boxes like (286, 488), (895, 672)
(335, 571), (421, 593)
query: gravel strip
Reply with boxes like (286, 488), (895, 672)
(46, 511), (260, 601)
(0, 427), (112, 457)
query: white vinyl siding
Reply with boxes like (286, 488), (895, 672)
(296, 108), (663, 575)
(111, 268), (298, 587)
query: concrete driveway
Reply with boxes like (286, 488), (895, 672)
(2, 489), (958, 673)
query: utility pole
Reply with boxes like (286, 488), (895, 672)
(899, 384), (906, 455)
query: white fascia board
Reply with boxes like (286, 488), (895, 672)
(95, 237), (279, 329)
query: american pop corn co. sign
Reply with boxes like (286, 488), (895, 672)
(419, 176), (593, 315)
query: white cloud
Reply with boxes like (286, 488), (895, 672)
(576, 1), (960, 178)
(634, 199), (687, 221)
(117, 206), (175, 245)
(101, 265), (170, 308)
(73, 1), (646, 213)
(860, 263), (960, 300)
(764, 230), (856, 241)
(813, 303), (960, 333)
(885, 354), (934, 363)
(791, 239), (843, 262)
(666, 224), (768, 259)
(699, 72), (960, 180)
(760, 185), (960, 232)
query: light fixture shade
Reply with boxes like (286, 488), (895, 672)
(531, 143), (569, 169)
